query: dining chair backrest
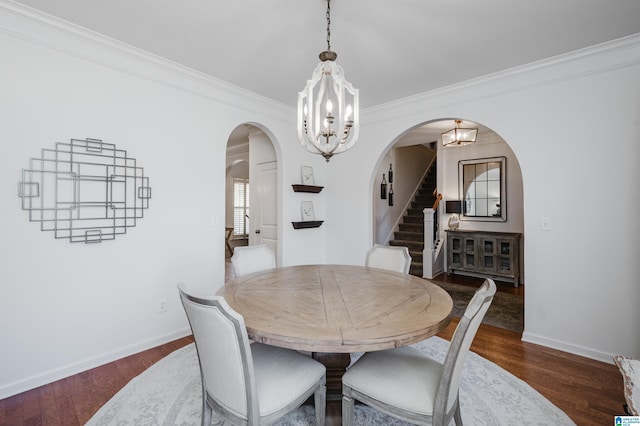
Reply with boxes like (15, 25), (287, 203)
(341, 278), (496, 425)
(177, 284), (259, 422)
(231, 244), (276, 277)
(178, 283), (326, 426)
(365, 244), (412, 274)
(436, 278), (497, 416)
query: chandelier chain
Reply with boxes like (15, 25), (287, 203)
(326, 0), (331, 52)
(297, 0), (358, 162)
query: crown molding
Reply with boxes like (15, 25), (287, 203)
(2, 0), (638, 125)
(364, 33), (640, 122)
(0, 0), (295, 120)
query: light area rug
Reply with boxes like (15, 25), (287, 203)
(87, 337), (575, 425)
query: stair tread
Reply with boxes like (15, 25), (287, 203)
(388, 161), (438, 277)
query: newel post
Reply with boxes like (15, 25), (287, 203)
(422, 208), (435, 278)
(422, 208), (444, 279)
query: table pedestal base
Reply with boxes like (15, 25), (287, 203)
(312, 352), (351, 400)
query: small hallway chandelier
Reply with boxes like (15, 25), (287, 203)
(441, 120), (478, 147)
(297, 0), (359, 162)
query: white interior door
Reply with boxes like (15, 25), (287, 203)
(253, 161), (278, 259)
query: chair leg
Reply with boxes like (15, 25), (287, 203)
(202, 394), (213, 426)
(454, 400), (463, 426)
(314, 384), (326, 426)
(342, 393), (355, 426)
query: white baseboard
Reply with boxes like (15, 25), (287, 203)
(522, 331), (616, 365)
(0, 327), (192, 400)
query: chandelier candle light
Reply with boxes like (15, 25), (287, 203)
(297, 0), (359, 162)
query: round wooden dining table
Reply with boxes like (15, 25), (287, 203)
(219, 264), (453, 397)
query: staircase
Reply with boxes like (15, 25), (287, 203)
(389, 164), (439, 276)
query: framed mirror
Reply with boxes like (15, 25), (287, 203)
(458, 156), (506, 222)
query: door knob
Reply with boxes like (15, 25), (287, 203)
(255, 229), (261, 234)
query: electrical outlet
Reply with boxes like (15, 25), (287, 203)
(158, 298), (167, 313)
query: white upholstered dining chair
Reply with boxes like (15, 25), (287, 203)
(341, 278), (497, 426)
(231, 244), (276, 277)
(365, 244), (412, 274)
(178, 284), (326, 426)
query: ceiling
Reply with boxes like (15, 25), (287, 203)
(11, 0), (640, 111)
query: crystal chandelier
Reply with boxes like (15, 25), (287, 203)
(441, 120), (478, 147)
(297, 0), (359, 162)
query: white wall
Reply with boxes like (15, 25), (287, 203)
(373, 150), (394, 244)
(439, 130), (523, 233)
(325, 35), (640, 363)
(0, 5), (326, 398)
(373, 145), (434, 245)
(1, 2), (638, 400)
(394, 145), (435, 214)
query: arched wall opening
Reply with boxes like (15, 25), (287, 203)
(371, 117), (525, 316)
(225, 122), (282, 266)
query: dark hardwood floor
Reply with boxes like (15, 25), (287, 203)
(0, 336), (195, 426)
(0, 269), (624, 426)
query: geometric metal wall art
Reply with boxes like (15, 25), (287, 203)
(18, 138), (151, 243)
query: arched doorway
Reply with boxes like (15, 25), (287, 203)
(225, 124), (279, 264)
(372, 118), (525, 331)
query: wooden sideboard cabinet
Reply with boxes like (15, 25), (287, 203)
(446, 230), (521, 287)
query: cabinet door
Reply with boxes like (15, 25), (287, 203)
(479, 237), (497, 273)
(462, 237), (476, 269)
(497, 239), (514, 275)
(448, 235), (463, 269)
